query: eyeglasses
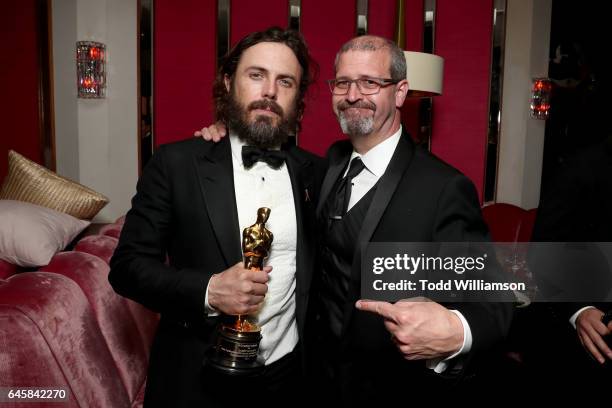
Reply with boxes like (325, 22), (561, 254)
(327, 77), (399, 95)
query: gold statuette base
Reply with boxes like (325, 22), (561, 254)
(206, 322), (264, 376)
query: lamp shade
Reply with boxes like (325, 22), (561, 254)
(404, 51), (444, 97)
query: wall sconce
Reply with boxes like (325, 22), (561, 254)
(530, 78), (552, 119)
(404, 51), (444, 97)
(77, 41), (106, 98)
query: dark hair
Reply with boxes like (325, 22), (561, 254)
(213, 26), (317, 132)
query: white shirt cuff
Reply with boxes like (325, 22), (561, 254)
(569, 306), (595, 329)
(426, 310), (472, 373)
(204, 277), (219, 317)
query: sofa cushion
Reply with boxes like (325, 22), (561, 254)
(125, 298), (159, 358)
(99, 222), (123, 239)
(0, 150), (109, 219)
(0, 272), (131, 407)
(0, 200), (90, 267)
(44, 252), (149, 403)
(0, 304), (77, 406)
(75, 234), (119, 264)
(72, 231), (159, 358)
(132, 381), (146, 408)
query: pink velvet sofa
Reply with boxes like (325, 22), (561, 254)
(0, 217), (159, 408)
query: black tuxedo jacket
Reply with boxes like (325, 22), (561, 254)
(527, 136), (612, 375)
(109, 137), (325, 407)
(313, 132), (513, 402)
(532, 135), (612, 317)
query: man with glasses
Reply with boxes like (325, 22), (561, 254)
(315, 35), (511, 404)
(197, 34), (512, 404)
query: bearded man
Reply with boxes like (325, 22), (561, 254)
(109, 27), (326, 408)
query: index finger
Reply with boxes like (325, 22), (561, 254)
(589, 328), (612, 359)
(580, 331), (606, 364)
(355, 300), (398, 323)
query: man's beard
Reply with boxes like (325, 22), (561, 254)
(336, 100), (376, 136)
(221, 90), (297, 149)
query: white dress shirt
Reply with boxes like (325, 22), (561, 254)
(343, 126), (473, 372)
(205, 134), (298, 365)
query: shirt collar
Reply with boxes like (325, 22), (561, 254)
(348, 126), (402, 178)
(230, 132), (247, 166)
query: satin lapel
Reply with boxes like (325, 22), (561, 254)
(285, 148), (315, 284)
(341, 134), (416, 336)
(284, 148), (315, 336)
(194, 138), (242, 266)
(316, 142), (352, 218)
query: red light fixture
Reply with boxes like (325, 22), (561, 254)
(530, 78), (552, 119)
(77, 41), (106, 98)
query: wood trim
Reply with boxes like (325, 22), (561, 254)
(38, 0), (55, 171)
(46, 0), (55, 172)
(137, 0), (142, 176)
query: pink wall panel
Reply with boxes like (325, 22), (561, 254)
(368, 0), (397, 40)
(154, 0), (217, 147)
(0, 0), (43, 180)
(299, 0), (356, 156)
(230, 0), (288, 46)
(405, 0), (424, 52)
(431, 0), (493, 202)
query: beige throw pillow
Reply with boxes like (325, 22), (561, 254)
(0, 150), (109, 220)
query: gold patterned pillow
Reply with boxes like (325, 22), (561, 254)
(0, 150), (109, 220)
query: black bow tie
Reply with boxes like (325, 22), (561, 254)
(241, 145), (286, 169)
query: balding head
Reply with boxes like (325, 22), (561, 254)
(334, 36), (406, 82)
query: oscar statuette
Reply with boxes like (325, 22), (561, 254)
(206, 207), (273, 375)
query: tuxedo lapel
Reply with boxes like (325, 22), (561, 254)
(341, 133), (416, 336)
(353, 135), (415, 272)
(194, 138), (242, 267)
(316, 141), (352, 217)
(284, 147), (315, 335)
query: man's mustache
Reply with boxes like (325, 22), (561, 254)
(337, 100), (376, 112)
(248, 100), (284, 116)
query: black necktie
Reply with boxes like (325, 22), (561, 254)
(241, 145), (286, 169)
(332, 157), (365, 219)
